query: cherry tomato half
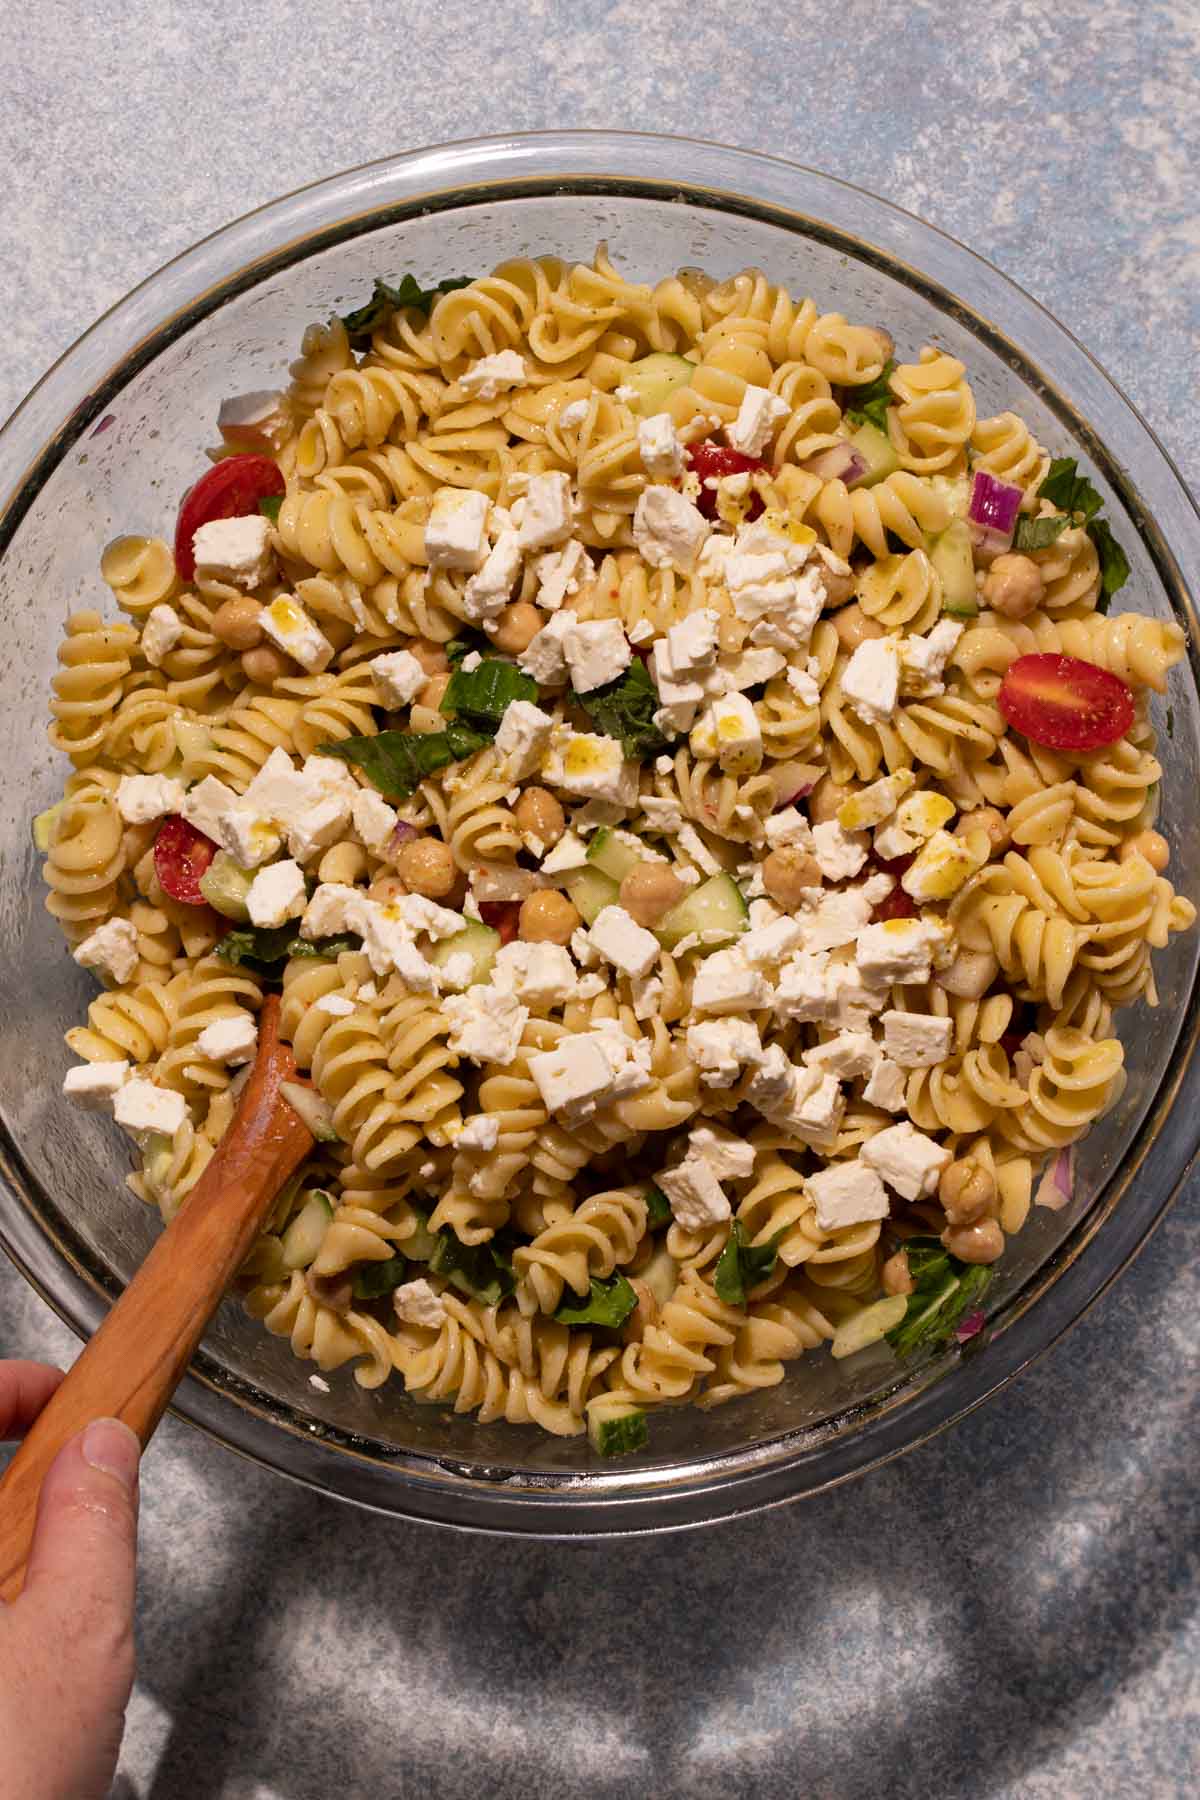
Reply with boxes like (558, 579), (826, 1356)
(477, 900), (522, 945)
(684, 441), (766, 521)
(153, 815), (218, 905)
(871, 884), (917, 924)
(998, 653), (1134, 753)
(173, 454), (285, 580)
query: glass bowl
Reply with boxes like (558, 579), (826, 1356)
(2, 131), (1197, 1536)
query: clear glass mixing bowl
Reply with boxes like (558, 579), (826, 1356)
(2, 132), (1197, 1535)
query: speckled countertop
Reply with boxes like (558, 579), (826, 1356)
(2, 4), (1199, 1796)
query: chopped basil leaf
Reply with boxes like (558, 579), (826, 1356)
(427, 1228), (515, 1307)
(644, 1184), (673, 1229)
(844, 359), (896, 433)
(884, 1235), (993, 1357)
(440, 659), (537, 732)
(317, 724), (492, 799)
(554, 1273), (638, 1329)
(340, 273), (473, 350)
(352, 1256), (409, 1300)
(570, 658), (672, 761)
(1012, 512), (1069, 553)
(258, 494), (282, 523)
(713, 1220), (784, 1307)
(1038, 456), (1104, 523)
(1086, 517), (1130, 609)
(217, 926), (358, 972)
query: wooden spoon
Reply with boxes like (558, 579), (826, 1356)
(0, 994), (313, 1602)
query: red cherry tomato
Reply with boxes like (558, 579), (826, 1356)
(998, 653), (1134, 752)
(871, 884), (917, 923)
(173, 454), (285, 579)
(869, 848), (915, 879)
(478, 900), (522, 945)
(684, 441), (767, 521)
(153, 815), (218, 905)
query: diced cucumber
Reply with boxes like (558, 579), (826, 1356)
(32, 802), (65, 852)
(847, 420), (899, 488)
(198, 850), (254, 921)
(281, 1190), (334, 1269)
(928, 472), (971, 518)
(655, 872), (748, 951)
(565, 865), (620, 925)
(402, 1212), (438, 1262)
(280, 1082), (338, 1142)
(930, 519), (979, 617)
(830, 1294), (909, 1359)
(640, 1242), (679, 1309)
(585, 826), (643, 885)
(173, 719), (215, 765)
(586, 1395), (649, 1457)
(425, 921), (500, 988)
(619, 352), (694, 416)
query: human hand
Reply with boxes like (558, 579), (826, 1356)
(0, 1362), (141, 1800)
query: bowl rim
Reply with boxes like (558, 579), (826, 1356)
(3, 128), (1199, 1535)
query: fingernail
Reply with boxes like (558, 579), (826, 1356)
(81, 1418), (141, 1491)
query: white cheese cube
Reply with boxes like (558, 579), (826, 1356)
(800, 886), (877, 953)
(692, 693), (762, 775)
(901, 829), (986, 903)
(630, 971), (663, 1019)
(244, 747), (306, 817)
(73, 917), (139, 986)
(779, 1069), (844, 1148)
(217, 807), (282, 870)
(558, 398), (589, 430)
(180, 775), (236, 844)
(287, 793), (352, 863)
(300, 882), (366, 941)
(745, 1043), (796, 1116)
(533, 539), (589, 612)
(585, 1018), (653, 1100)
(656, 1158), (731, 1233)
(901, 619), (963, 691)
(840, 637), (901, 726)
(863, 1056), (907, 1112)
(494, 699), (556, 781)
(691, 948), (772, 1015)
(811, 818), (870, 882)
(62, 1059), (129, 1111)
(246, 859), (306, 928)
(872, 818), (921, 862)
(541, 728), (638, 806)
(805, 1160), (890, 1232)
(764, 807), (813, 848)
(442, 987), (527, 1064)
(195, 1013), (258, 1065)
(115, 773), (184, 825)
(637, 412), (685, 479)
(528, 1034), (615, 1117)
(676, 822), (721, 876)
(394, 1277), (447, 1328)
(517, 608), (578, 686)
(314, 993), (356, 1017)
(804, 1031), (881, 1080)
(113, 1078), (188, 1140)
(350, 789), (398, 855)
(638, 795), (685, 837)
(632, 486), (710, 572)
(664, 609), (720, 674)
(740, 914), (807, 968)
(260, 596), (334, 673)
(490, 941), (577, 1009)
(395, 893), (461, 941)
(836, 770), (915, 833)
(785, 666), (821, 706)
(141, 604), (183, 668)
(459, 350), (527, 398)
(563, 619), (631, 693)
(717, 646), (787, 694)
(192, 515), (274, 591)
(539, 829), (590, 874)
(517, 473), (574, 552)
(217, 389), (284, 446)
(588, 905), (661, 979)
(455, 1113), (501, 1152)
(881, 1010), (954, 1068)
(425, 488), (490, 571)
(686, 1123), (756, 1181)
(300, 755), (360, 806)
(861, 1121), (952, 1202)
(370, 650), (426, 708)
(727, 384), (790, 457)
(465, 527), (522, 622)
(855, 918), (945, 985)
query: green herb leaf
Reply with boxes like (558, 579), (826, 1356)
(1086, 517), (1130, 609)
(352, 1256), (409, 1300)
(258, 494), (282, 524)
(445, 633), (490, 670)
(340, 274), (473, 350)
(440, 659), (537, 733)
(554, 1274), (638, 1329)
(1012, 512), (1069, 553)
(427, 1229), (515, 1307)
(884, 1235), (993, 1357)
(844, 359), (896, 432)
(317, 724), (492, 799)
(571, 658), (672, 761)
(713, 1220), (784, 1307)
(217, 926), (358, 972)
(644, 1184), (672, 1229)
(1037, 456), (1104, 523)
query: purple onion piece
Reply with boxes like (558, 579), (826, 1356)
(387, 819), (419, 853)
(801, 444), (868, 486)
(955, 1308), (986, 1344)
(968, 519), (1015, 563)
(967, 470), (1022, 553)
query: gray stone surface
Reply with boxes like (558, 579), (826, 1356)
(2, 2), (1198, 1795)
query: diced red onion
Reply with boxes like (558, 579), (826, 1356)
(388, 819), (419, 851)
(91, 413), (116, 438)
(775, 784), (814, 810)
(472, 864), (546, 902)
(1034, 1146), (1075, 1212)
(955, 1308), (986, 1344)
(967, 470), (1023, 558)
(801, 445), (868, 485)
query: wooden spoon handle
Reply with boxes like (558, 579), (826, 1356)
(0, 995), (313, 1602)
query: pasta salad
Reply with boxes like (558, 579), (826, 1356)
(44, 247), (1194, 1455)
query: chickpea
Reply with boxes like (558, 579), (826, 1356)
(881, 1249), (914, 1297)
(417, 671), (451, 712)
(1120, 829), (1169, 873)
(408, 640), (449, 677)
(808, 774), (853, 825)
(513, 786), (566, 849)
(956, 805), (1010, 857)
(938, 1157), (997, 1226)
(619, 861), (686, 928)
(241, 644), (292, 684)
(832, 601), (884, 651)
(519, 889), (580, 945)
(488, 600), (542, 655)
(941, 1217), (1005, 1265)
(981, 552), (1044, 619)
(368, 873), (407, 905)
(762, 844), (822, 910)
(395, 836), (457, 899)
(212, 595), (264, 650)
(621, 1277), (659, 1346)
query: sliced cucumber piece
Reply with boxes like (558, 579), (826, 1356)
(830, 1294), (909, 1359)
(930, 519), (979, 617)
(32, 802), (65, 853)
(198, 850), (254, 921)
(565, 865), (620, 925)
(425, 921), (500, 988)
(281, 1190), (334, 1269)
(656, 872), (748, 951)
(619, 352), (694, 416)
(280, 1082), (338, 1142)
(402, 1212), (438, 1263)
(586, 1395), (649, 1457)
(640, 1242), (679, 1309)
(585, 826), (643, 885)
(847, 420), (899, 489)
